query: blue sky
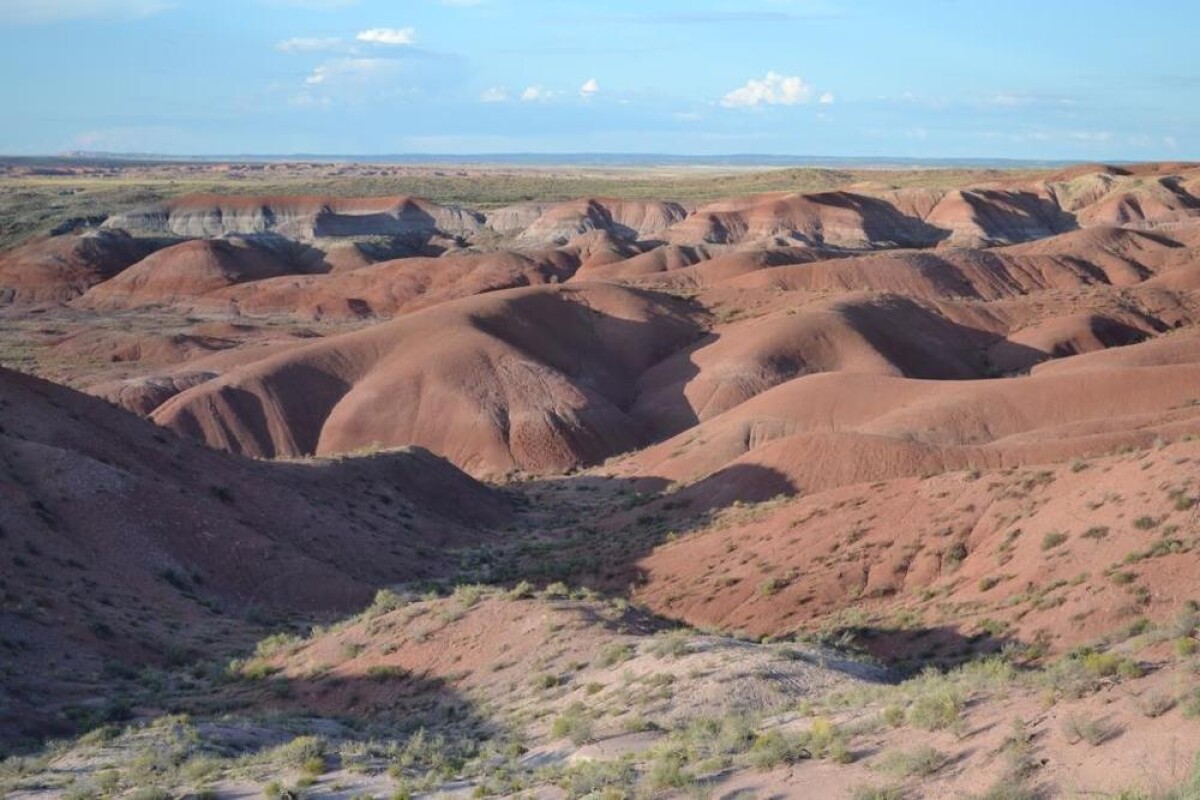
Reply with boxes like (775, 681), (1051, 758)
(1, 0), (1197, 159)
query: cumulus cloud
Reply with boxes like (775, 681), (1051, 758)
(480, 87), (509, 103)
(275, 36), (343, 52)
(579, 78), (600, 98)
(0, 0), (169, 24)
(721, 71), (818, 108)
(819, 91), (834, 104)
(356, 27), (416, 46)
(520, 85), (552, 102)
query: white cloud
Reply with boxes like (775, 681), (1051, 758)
(304, 57), (400, 86)
(480, 87), (509, 103)
(579, 78), (600, 98)
(818, 91), (834, 104)
(356, 27), (416, 46)
(276, 36), (343, 52)
(0, 0), (169, 24)
(721, 71), (815, 108)
(520, 85), (552, 102)
(1164, 135), (1179, 150)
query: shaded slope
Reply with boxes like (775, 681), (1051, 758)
(0, 230), (166, 304)
(0, 366), (506, 740)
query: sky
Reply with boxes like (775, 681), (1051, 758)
(1, 0), (1197, 160)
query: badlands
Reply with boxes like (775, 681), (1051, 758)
(1, 160), (1200, 798)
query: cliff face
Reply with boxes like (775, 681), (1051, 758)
(103, 194), (486, 239)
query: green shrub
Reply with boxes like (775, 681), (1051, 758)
(758, 576), (790, 596)
(647, 752), (693, 789)
(882, 704), (906, 728)
(878, 744), (946, 777)
(506, 581), (534, 600)
(532, 672), (561, 690)
(1041, 531), (1069, 551)
(597, 643), (634, 667)
(748, 730), (809, 769)
(366, 588), (406, 616)
(649, 630), (692, 658)
(907, 685), (963, 730)
(366, 665), (405, 681)
(558, 759), (636, 798)
(551, 703), (594, 744)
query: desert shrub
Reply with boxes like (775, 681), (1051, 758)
(758, 576), (789, 596)
(62, 787), (100, 800)
(748, 730), (809, 769)
(1136, 691), (1176, 718)
(646, 752), (693, 789)
(1174, 637), (1198, 657)
(542, 581), (570, 599)
(505, 580), (534, 600)
(907, 685), (963, 730)
(648, 630), (691, 658)
(877, 744), (946, 777)
(1062, 713), (1111, 745)
(559, 759), (636, 798)
(806, 717), (850, 761)
(851, 786), (905, 800)
(366, 665), (405, 681)
(268, 735), (326, 774)
(882, 704), (906, 728)
(597, 643), (634, 667)
(1041, 531), (1069, 551)
(532, 672), (561, 690)
(551, 703), (594, 745)
(366, 588), (406, 616)
(181, 755), (223, 783)
(452, 583), (485, 607)
(1181, 688), (1200, 719)
(125, 791), (173, 800)
(1042, 650), (1142, 699)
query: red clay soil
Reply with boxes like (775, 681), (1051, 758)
(151, 283), (707, 475)
(629, 437), (1200, 660)
(0, 366), (506, 740)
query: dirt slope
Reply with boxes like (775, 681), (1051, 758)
(0, 366), (506, 740)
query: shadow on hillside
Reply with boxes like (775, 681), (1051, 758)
(821, 624), (1022, 672)
(809, 192), (951, 247)
(217, 665), (496, 740)
(472, 463), (796, 590)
